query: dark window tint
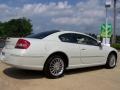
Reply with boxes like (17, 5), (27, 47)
(75, 34), (98, 46)
(59, 33), (98, 46)
(59, 33), (77, 43)
(26, 30), (59, 39)
(84, 36), (98, 46)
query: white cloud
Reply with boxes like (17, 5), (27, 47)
(0, 0), (104, 21)
(0, 0), (119, 34)
(57, 1), (71, 9)
(19, 1), (72, 16)
(52, 17), (80, 25)
(51, 0), (105, 25)
(22, 3), (48, 15)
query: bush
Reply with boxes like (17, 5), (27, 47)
(111, 43), (120, 50)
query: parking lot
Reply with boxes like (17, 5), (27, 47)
(0, 52), (120, 90)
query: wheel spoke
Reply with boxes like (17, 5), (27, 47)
(49, 58), (64, 76)
(109, 55), (116, 67)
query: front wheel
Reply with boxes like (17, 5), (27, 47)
(44, 55), (65, 79)
(106, 53), (117, 69)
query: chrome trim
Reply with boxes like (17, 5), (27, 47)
(10, 54), (44, 58)
(81, 56), (104, 58)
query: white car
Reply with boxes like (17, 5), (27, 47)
(0, 30), (118, 78)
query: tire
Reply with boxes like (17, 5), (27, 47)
(44, 55), (65, 79)
(105, 53), (117, 69)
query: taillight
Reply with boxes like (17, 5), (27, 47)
(15, 39), (30, 49)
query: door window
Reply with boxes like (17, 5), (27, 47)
(59, 33), (98, 46)
(75, 34), (98, 46)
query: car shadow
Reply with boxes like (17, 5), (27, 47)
(3, 66), (105, 79)
(3, 67), (45, 79)
(65, 65), (105, 75)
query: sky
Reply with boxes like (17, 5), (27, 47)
(0, 0), (120, 35)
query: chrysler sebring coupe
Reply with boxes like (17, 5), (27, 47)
(0, 30), (118, 78)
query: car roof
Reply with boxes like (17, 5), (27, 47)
(58, 30), (93, 38)
(44, 30), (97, 41)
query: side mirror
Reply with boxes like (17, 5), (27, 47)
(98, 41), (102, 47)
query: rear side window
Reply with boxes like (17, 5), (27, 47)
(59, 33), (77, 43)
(26, 30), (59, 39)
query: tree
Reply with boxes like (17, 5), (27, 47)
(116, 35), (120, 43)
(0, 22), (5, 37)
(0, 17), (33, 37)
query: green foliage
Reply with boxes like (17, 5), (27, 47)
(116, 36), (120, 43)
(0, 17), (32, 37)
(0, 22), (5, 37)
(111, 43), (120, 50)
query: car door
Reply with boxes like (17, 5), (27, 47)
(75, 34), (106, 65)
(59, 33), (82, 67)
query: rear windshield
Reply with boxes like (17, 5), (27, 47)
(26, 30), (59, 39)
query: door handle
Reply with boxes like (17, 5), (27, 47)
(81, 49), (86, 50)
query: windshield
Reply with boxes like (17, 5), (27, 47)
(26, 30), (60, 39)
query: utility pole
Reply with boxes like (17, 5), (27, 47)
(112, 0), (117, 44)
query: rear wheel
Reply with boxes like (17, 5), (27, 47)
(106, 53), (117, 69)
(44, 55), (65, 79)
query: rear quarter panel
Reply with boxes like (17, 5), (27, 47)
(24, 38), (46, 57)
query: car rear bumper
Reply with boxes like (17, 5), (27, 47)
(0, 52), (45, 70)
